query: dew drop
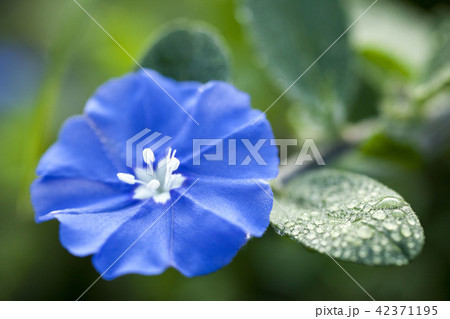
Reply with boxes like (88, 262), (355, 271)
(347, 202), (357, 209)
(306, 232), (316, 240)
(329, 205), (339, 212)
(380, 237), (389, 246)
(291, 228), (300, 236)
(362, 206), (371, 213)
(333, 239), (342, 247)
(353, 237), (363, 246)
(314, 219), (324, 225)
(375, 197), (403, 209)
(356, 225), (374, 239)
(400, 224), (412, 238)
(285, 221), (295, 228)
(384, 221), (398, 231)
(373, 245), (382, 253)
(407, 241), (415, 249)
(300, 214), (310, 221)
(359, 248), (369, 259)
(391, 209), (405, 218)
(391, 233), (401, 242)
(343, 250), (351, 259)
(372, 210), (386, 220)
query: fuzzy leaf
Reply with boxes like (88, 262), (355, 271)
(348, 0), (433, 81)
(240, 0), (353, 124)
(271, 169), (425, 266)
(415, 13), (450, 103)
(141, 23), (230, 82)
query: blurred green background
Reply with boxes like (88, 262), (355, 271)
(1, 0), (449, 300)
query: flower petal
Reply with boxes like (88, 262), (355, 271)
(55, 206), (139, 257)
(171, 195), (247, 277)
(178, 119), (279, 180)
(91, 188), (250, 279)
(84, 69), (200, 163)
(31, 176), (135, 221)
(92, 201), (172, 280)
(168, 81), (262, 155)
(179, 178), (272, 236)
(36, 116), (127, 182)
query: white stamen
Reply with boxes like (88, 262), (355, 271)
(143, 148), (155, 164)
(117, 148), (185, 203)
(143, 148), (155, 175)
(117, 173), (136, 184)
(169, 157), (180, 171)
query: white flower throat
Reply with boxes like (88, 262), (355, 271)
(117, 148), (185, 203)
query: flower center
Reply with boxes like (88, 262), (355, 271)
(117, 147), (185, 203)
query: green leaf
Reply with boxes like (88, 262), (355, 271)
(140, 22), (230, 82)
(360, 133), (423, 168)
(348, 0), (433, 82)
(347, 76), (380, 123)
(271, 169), (425, 266)
(240, 0), (353, 126)
(414, 12), (450, 104)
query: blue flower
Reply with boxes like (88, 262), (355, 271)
(31, 69), (279, 279)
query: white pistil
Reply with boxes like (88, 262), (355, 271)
(117, 147), (185, 203)
(147, 179), (160, 191)
(163, 147), (181, 190)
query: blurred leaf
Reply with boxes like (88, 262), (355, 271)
(359, 49), (411, 79)
(271, 169), (425, 266)
(240, 0), (353, 127)
(348, 0), (433, 82)
(417, 109), (450, 159)
(383, 108), (450, 161)
(19, 3), (86, 214)
(361, 133), (423, 168)
(0, 43), (43, 110)
(140, 22), (230, 82)
(347, 76), (380, 122)
(414, 11), (450, 105)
